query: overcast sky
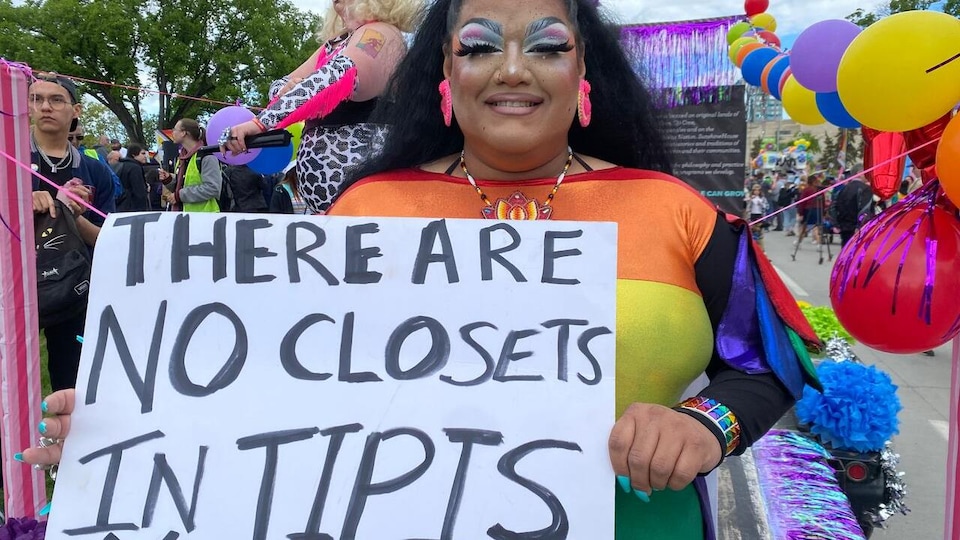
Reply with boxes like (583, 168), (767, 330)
(291, 0), (876, 38)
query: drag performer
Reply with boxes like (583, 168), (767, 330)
(225, 0), (423, 212)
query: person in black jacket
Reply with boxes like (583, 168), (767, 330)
(832, 174), (874, 246)
(114, 143), (150, 211)
(222, 165), (268, 212)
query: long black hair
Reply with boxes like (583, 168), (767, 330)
(347, 0), (673, 187)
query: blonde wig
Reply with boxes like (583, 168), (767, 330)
(319, 0), (423, 42)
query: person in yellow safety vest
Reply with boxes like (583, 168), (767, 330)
(158, 118), (222, 212)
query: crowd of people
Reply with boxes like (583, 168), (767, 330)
(22, 0), (829, 537)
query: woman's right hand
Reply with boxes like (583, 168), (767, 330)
(20, 389), (75, 467)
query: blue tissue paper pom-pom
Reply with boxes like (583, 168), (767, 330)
(796, 360), (902, 452)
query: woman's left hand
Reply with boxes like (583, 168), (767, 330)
(608, 402), (722, 497)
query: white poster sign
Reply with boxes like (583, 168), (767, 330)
(46, 213), (618, 539)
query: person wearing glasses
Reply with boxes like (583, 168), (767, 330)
(29, 74), (116, 391)
(69, 122), (123, 199)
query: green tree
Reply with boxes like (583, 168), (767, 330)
(751, 136), (763, 159)
(77, 101), (126, 144)
(818, 133), (838, 172)
(848, 0), (957, 26)
(0, 0), (319, 144)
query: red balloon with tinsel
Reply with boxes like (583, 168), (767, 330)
(745, 0), (769, 16)
(830, 194), (960, 354)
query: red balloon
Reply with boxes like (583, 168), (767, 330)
(861, 127), (906, 199)
(903, 113), (952, 183)
(745, 0), (769, 17)
(758, 30), (780, 48)
(830, 203), (960, 354)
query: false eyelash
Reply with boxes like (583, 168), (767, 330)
(454, 43), (500, 56)
(526, 42), (575, 54)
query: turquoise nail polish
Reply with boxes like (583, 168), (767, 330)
(616, 475), (632, 494)
(38, 421), (47, 435)
(41, 400), (48, 413)
(39, 502), (51, 516)
(634, 489), (651, 503)
(13, 453), (24, 462)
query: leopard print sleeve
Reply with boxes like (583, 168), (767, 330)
(268, 76), (290, 101)
(256, 55), (357, 129)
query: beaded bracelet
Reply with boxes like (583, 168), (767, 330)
(676, 396), (741, 456)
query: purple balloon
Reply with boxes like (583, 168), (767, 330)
(790, 19), (861, 93)
(205, 106), (261, 166)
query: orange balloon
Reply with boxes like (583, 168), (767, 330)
(778, 66), (792, 95)
(937, 113), (960, 205)
(735, 42), (764, 67)
(760, 54), (786, 94)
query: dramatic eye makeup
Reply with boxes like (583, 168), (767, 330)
(524, 17), (574, 54)
(454, 19), (504, 56)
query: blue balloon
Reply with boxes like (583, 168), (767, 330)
(815, 92), (860, 129)
(247, 142), (294, 175)
(766, 56), (791, 101)
(741, 47), (779, 87)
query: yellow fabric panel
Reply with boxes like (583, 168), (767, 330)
(615, 279), (714, 416)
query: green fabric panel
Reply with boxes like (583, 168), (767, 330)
(615, 483), (704, 539)
(787, 327), (822, 391)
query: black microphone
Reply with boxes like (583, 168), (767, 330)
(196, 129), (293, 159)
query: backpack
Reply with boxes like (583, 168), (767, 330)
(35, 200), (92, 328)
(195, 153), (234, 212)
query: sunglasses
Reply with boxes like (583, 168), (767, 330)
(67, 135), (85, 141)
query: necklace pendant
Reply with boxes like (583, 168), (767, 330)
(50, 165), (57, 173)
(482, 191), (552, 220)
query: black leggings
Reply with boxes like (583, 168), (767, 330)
(43, 308), (86, 391)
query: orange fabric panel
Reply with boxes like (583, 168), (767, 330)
(330, 168), (720, 292)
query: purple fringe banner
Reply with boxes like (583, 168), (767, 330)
(753, 430), (867, 539)
(619, 16), (743, 108)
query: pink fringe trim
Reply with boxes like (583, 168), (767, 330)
(275, 66), (358, 130)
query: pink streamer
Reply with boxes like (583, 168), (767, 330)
(0, 56), (47, 519)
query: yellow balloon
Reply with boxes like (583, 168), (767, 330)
(728, 37), (757, 63)
(286, 122), (304, 156)
(781, 76), (826, 125)
(837, 11), (960, 132)
(750, 13), (777, 32)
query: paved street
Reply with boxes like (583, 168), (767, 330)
(717, 227), (950, 540)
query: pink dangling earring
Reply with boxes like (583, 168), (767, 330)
(577, 79), (592, 128)
(439, 79), (453, 127)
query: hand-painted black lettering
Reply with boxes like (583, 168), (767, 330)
(541, 230), (582, 285)
(287, 423), (364, 540)
(576, 327), (611, 385)
(237, 428), (322, 540)
(440, 322), (498, 386)
(412, 219), (460, 285)
(339, 312), (382, 383)
(141, 446), (208, 532)
(63, 431), (165, 536)
(286, 222), (339, 285)
(169, 303), (247, 396)
(85, 302), (167, 414)
(540, 320), (588, 382)
(236, 219), (278, 284)
(162, 533), (181, 540)
(171, 214), (227, 283)
(442, 429), (504, 539)
(479, 223), (526, 282)
(487, 439), (582, 539)
(385, 316), (450, 380)
(280, 314), (335, 381)
(341, 428), (435, 539)
(344, 223), (383, 284)
(114, 214), (162, 286)
(493, 330), (543, 382)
